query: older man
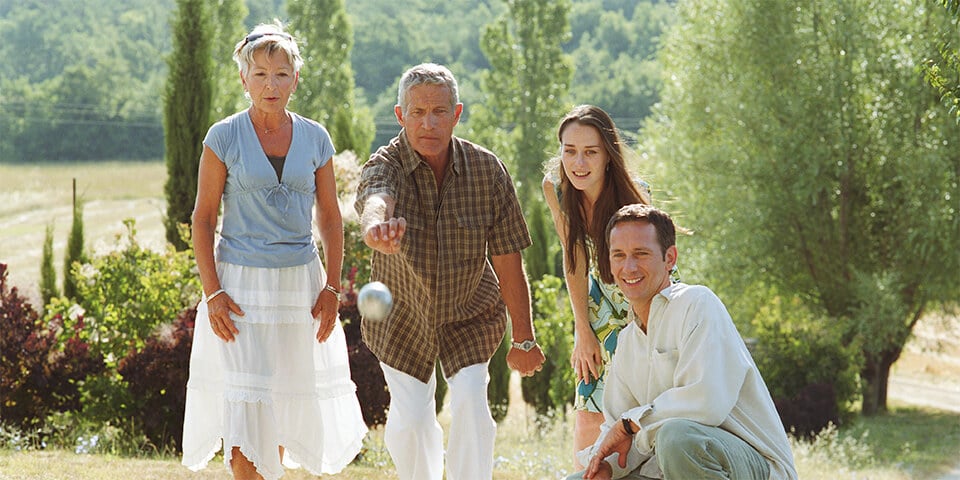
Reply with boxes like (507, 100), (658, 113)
(355, 63), (546, 480)
(568, 204), (797, 480)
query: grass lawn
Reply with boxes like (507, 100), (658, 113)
(0, 373), (572, 479)
(1, 400), (958, 479)
(0, 447), (392, 479)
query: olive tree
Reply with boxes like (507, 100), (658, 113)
(647, 0), (960, 414)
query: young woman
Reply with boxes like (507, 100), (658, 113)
(542, 105), (651, 468)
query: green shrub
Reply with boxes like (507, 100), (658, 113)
(521, 274), (575, 419)
(61, 218), (200, 369)
(487, 333), (511, 422)
(32, 219), (200, 448)
(435, 362), (448, 415)
(43, 411), (165, 456)
(333, 151), (372, 290)
(750, 295), (861, 430)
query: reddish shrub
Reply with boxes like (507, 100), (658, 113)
(0, 264), (103, 430)
(118, 306), (195, 451)
(341, 304), (389, 427)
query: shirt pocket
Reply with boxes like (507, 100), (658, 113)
(451, 213), (493, 260)
(652, 347), (679, 389)
(396, 210), (426, 259)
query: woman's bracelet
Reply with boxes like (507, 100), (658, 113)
(323, 284), (341, 301)
(206, 289), (227, 301)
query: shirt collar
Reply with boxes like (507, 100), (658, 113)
(657, 282), (683, 301)
(397, 129), (463, 177)
(626, 282), (683, 325)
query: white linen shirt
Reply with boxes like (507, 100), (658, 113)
(578, 283), (798, 480)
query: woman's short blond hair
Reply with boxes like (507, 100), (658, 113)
(233, 20), (303, 78)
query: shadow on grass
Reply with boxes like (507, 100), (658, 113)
(845, 406), (960, 477)
(790, 405), (960, 480)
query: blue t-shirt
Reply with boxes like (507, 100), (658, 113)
(204, 110), (335, 268)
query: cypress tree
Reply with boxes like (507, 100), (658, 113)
(163, 0), (213, 250)
(477, 0), (573, 280)
(287, 0), (375, 158)
(63, 201), (85, 300)
(40, 223), (59, 307)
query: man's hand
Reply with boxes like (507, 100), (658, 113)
(584, 421), (634, 478)
(506, 345), (545, 377)
(583, 459), (613, 480)
(363, 217), (406, 254)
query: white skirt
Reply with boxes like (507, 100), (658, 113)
(181, 258), (367, 480)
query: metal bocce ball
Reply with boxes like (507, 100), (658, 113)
(357, 281), (393, 321)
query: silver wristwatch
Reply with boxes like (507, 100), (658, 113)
(511, 339), (538, 352)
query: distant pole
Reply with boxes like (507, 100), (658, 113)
(73, 178), (76, 210)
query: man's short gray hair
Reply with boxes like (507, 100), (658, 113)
(397, 63), (460, 114)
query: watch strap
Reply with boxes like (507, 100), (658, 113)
(511, 339), (538, 352)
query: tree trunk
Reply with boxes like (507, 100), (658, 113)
(860, 349), (900, 415)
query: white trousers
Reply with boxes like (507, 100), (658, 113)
(380, 362), (496, 480)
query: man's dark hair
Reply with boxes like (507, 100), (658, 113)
(604, 203), (677, 259)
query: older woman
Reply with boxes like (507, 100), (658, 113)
(181, 21), (367, 480)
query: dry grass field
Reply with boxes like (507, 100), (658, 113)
(1, 161), (958, 479)
(0, 161), (168, 305)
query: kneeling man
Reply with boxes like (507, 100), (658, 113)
(568, 204), (798, 480)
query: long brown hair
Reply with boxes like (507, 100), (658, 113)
(553, 105), (649, 283)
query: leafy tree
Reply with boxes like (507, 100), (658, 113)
(287, 0), (375, 158)
(0, 0), (169, 162)
(347, 0), (502, 107)
(647, 0), (960, 415)
(566, 1), (674, 132)
(924, 0), (960, 122)
(346, 0), (504, 151)
(246, 0), (286, 25)
(163, 0), (213, 250)
(472, 0), (573, 280)
(487, 334), (512, 422)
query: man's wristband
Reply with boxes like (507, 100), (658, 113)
(622, 417), (637, 436)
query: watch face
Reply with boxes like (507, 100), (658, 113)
(515, 340), (536, 351)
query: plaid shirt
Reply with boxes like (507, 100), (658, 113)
(355, 131), (532, 382)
